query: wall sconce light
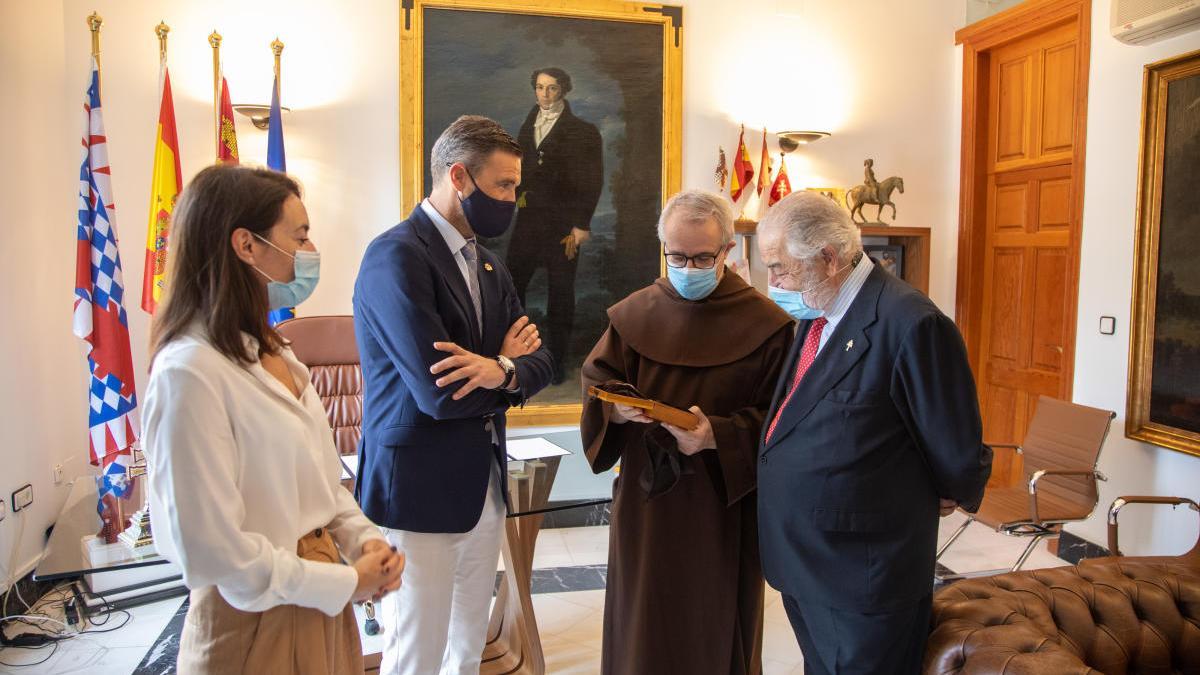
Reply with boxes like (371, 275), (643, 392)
(233, 104), (291, 130)
(777, 130), (830, 153)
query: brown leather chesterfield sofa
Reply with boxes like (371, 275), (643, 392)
(924, 496), (1200, 674)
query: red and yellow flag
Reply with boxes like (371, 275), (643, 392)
(756, 128), (771, 195)
(141, 62), (181, 314)
(217, 74), (239, 163)
(730, 126), (754, 202)
(769, 153), (792, 207)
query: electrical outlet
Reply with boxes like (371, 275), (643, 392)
(52, 464), (64, 485)
(11, 484), (33, 512)
(0, 498), (6, 522)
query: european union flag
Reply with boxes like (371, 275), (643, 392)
(267, 73), (286, 172)
(267, 73), (293, 326)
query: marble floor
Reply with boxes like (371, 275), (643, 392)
(0, 511), (1070, 674)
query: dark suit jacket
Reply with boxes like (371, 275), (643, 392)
(515, 101), (603, 235)
(353, 205), (555, 533)
(757, 266), (992, 611)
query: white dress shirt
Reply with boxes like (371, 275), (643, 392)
(144, 326), (385, 617)
(422, 199), (472, 287)
(420, 199), (518, 403)
(534, 101), (565, 147)
(816, 253), (874, 355)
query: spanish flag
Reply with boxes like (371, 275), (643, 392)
(756, 128), (771, 195)
(768, 153), (792, 207)
(141, 59), (181, 314)
(730, 126), (754, 202)
(217, 72), (239, 163)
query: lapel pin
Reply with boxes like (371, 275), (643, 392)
(483, 262), (494, 272)
(845, 339), (854, 352)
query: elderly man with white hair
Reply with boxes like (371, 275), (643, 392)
(581, 188), (793, 675)
(755, 191), (992, 675)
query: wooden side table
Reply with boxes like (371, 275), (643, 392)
(481, 456), (562, 675)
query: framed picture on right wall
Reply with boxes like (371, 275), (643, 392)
(1127, 48), (1200, 458)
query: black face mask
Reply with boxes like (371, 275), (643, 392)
(459, 168), (518, 238)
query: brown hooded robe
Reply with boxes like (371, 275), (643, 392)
(581, 272), (793, 675)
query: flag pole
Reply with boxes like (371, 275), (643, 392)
(209, 31), (222, 156)
(156, 21), (169, 62)
(271, 36), (284, 116)
(155, 20), (169, 97)
(88, 12), (103, 88)
(272, 36), (284, 82)
(737, 123), (746, 221)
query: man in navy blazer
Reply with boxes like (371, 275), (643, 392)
(353, 116), (554, 675)
(755, 192), (992, 675)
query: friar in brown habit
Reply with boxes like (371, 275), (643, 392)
(580, 190), (793, 675)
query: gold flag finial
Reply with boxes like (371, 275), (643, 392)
(271, 37), (284, 79)
(155, 21), (170, 59)
(88, 12), (103, 57)
(209, 31), (222, 153)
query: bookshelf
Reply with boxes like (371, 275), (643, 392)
(858, 225), (931, 295)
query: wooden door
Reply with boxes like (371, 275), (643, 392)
(956, 1), (1090, 487)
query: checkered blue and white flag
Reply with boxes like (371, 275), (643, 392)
(73, 56), (140, 473)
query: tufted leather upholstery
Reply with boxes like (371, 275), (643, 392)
(275, 316), (362, 489)
(925, 548), (1200, 673)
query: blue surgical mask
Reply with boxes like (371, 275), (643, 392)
(459, 168), (518, 238)
(667, 265), (720, 301)
(768, 285), (824, 321)
(768, 258), (853, 321)
(253, 234), (321, 310)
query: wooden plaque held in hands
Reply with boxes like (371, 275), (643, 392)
(587, 386), (700, 430)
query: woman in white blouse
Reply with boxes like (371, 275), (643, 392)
(144, 165), (403, 674)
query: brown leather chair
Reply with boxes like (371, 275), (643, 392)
(937, 396), (1116, 575)
(275, 315), (384, 655)
(275, 315), (362, 492)
(924, 496), (1200, 674)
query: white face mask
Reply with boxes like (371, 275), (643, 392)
(252, 234), (321, 309)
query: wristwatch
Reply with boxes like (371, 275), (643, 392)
(495, 355), (517, 390)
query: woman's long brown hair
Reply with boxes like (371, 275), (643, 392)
(151, 164), (301, 366)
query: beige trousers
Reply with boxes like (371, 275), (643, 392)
(177, 528), (364, 675)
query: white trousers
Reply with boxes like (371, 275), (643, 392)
(379, 468), (505, 675)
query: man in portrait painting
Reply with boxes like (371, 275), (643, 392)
(507, 66), (604, 384)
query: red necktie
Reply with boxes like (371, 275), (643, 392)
(765, 317), (828, 444)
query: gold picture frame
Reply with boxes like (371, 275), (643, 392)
(1127, 48), (1200, 458)
(400, 0), (683, 427)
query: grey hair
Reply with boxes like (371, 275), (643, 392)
(656, 189), (735, 246)
(430, 115), (522, 183)
(757, 191), (861, 262)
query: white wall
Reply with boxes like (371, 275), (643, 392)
(0, 0), (80, 590)
(1064, 0), (1200, 555)
(966, 0), (1026, 24)
(683, 0), (965, 308)
(0, 0), (404, 588)
(0, 0), (971, 579)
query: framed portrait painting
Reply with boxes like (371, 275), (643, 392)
(399, 0), (682, 426)
(1127, 48), (1200, 458)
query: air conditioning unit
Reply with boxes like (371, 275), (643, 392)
(1111, 0), (1200, 44)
